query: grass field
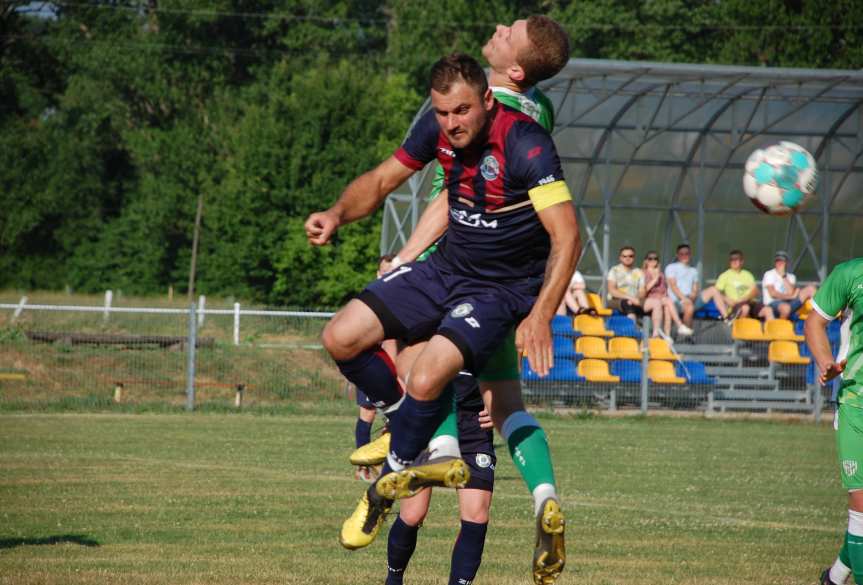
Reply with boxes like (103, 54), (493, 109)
(0, 410), (843, 584)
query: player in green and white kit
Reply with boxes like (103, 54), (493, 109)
(372, 17), (572, 585)
(805, 257), (863, 585)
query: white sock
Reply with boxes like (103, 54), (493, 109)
(532, 483), (558, 516)
(829, 556), (851, 585)
(849, 509), (863, 536)
(428, 434), (461, 459)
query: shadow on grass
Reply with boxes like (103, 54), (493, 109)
(0, 534), (100, 549)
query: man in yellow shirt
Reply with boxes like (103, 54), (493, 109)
(705, 249), (759, 319)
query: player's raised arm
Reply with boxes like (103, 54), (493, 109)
(516, 198), (580, 376)
(305, 155), (416, 246)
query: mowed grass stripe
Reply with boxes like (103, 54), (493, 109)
(0, 413), (843, 584)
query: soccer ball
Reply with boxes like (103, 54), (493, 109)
(742, 141), (817, 215)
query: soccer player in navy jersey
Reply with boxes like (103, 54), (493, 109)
(305, 53), (579, 577)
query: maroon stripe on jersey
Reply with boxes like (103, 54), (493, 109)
(394, 147), (425, 171)
(483, 105), (527, 211)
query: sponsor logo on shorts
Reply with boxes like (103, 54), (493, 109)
(844, 459), (858, 477)
(475, 453), (494, 469)
(480, 155), (500, 181)
(451, 303), (474, 318)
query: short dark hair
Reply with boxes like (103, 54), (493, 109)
(430, 53), (488, 96)
(676, 243), (691, 252)
(520, 16), (570, 86)
(729, 249), (744, 258)
(619, 245), (635, 255)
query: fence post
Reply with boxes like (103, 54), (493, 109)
(197, 295), (206, 327)
(640, 318), (650, 414)
(104, 290), (113, 322)
(11, 296), (28, 323)
(233, 302), (241, 346)
(186, 302), (197, 411)
(235, 384), (245, 408)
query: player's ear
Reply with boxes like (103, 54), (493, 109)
(482, 87), (495, 110)
(508, 64), (526, 83)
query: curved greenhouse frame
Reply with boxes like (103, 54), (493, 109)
(382, 58), (863, 290)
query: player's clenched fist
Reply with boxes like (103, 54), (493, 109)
(304, 210), (340, 246)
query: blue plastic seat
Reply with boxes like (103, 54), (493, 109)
(553, 337), (581, 359)
(522, 357), (585, 382)
(675, 360), (715, 384)
(694, 299), (722, 320)
(610, 360), (641, 383)
(606, 316), (642, 339)
(552, 314), (577, 338)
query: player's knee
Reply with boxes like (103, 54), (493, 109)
(321, 320), (361, 361)
(460, 506), (489, 525)
(406, 369), (443, 401)
(399, 508), (427, 527)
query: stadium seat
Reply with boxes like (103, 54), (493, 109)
(574, 314), (613, 337)
(647, 337), (679, 361)
(610, 360), (641, 383)
(578, 359), (620, 383)
(587, 292), (613, 316)
(694, 299), (722, 320)
(522, 357), (585, 382)
(575, 336), (611, 359)
(797, 299), (813, 320)
(675, 361), (715, 384)
(553, 336), (580, 359)
(764, 319), (804, 342)
(731, 317), (768, 342)
(606, 315), (642, 338)
(608, 336), (643, 360)
(768, 341), (811, 365)
(647, 360), (686, 384)
(552, 314), (576, 337)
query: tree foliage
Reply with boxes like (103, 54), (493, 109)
(2, 0), (861, 305)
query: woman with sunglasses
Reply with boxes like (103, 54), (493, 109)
(643, 252), (693, 338)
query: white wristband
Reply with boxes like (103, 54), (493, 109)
(391, 255), (404, 268)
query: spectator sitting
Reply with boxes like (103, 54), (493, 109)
(758, 250), (817, 321)
(705, 249), (759, 320)
(557, 269), (592, 316)
(643, 251), (694, 338)
(606, 246), (645, 322)
(665, 244), (700, 328)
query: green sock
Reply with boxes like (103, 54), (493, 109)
(841, 535), (850, 568)
(430, 385), (457, 441)
(847, 531), (863, 583)
(502, 412), (556, 492)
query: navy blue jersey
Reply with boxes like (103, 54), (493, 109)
(394, 101), (571, 286)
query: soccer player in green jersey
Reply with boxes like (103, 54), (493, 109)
(804, 257), (863, 585)
(365, 16), (571, 585)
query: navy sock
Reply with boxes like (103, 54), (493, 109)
(336, 347), (402, 409)
(355, 418), (372, 448)
(448, 520), (488, 585)
(388, 387), (452, 468)
(386, 516), (419, 585)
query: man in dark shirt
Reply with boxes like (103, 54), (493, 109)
(304, 54), (579, 571)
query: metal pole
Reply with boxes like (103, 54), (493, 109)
(186, 302), (197, 411)
(188, 192), (204, 300)
(233, 302), (241, 346)
(640, 318), (650, 414)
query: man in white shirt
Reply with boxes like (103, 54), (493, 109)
(665, 244), (700, 328)
(758, 250), (817, 321)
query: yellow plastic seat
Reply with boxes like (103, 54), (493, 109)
(587, 292), (613, 317)
(647, 337), (679, 361)
(731, 317), (768, 342)
(574, 314), (613, 337)
(647, 360), (686, 384)
(608, 337), (643, 360)
(798, 299), (813, 320)
(578, 359), (620, 383)
(768, 341), (811, 365)
(575, 336), (611, 359)
(764, 319), (804, 342)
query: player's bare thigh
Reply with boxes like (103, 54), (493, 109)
(458, 488), (492, 524)
(481, 379), (526, 431)
(406, 335), (465, 401)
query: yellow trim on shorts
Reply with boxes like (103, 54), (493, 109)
(529, 181), (572, 212)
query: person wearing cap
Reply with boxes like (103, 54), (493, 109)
(759, 251), (818, 321)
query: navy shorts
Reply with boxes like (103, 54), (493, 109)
(358, 256), (538, 374)
(452, 373), (495, 492)
(355, 389), (375, 409)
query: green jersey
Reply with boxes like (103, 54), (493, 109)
(812, 257), (863, 407)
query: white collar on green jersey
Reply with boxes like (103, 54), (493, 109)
(490, 85), (536, 100)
